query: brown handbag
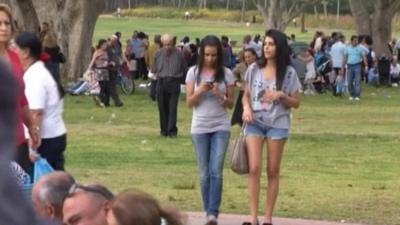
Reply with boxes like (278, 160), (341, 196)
(230, 124), (249, 175)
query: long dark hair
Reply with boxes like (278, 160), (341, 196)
(96, 39), (107, 49)
(196, 35), (225, 84)
(258, 29), (291, 90)
(15, 32), (65, 99)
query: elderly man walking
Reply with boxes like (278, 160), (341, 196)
(152, 34), (187, 137)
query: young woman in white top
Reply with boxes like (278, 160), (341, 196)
(185, 35), (234, 225)
(15, 32), (67, 170)
(242, 29), (301, 225)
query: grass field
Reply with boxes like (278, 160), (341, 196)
(62, 17), (400, 225)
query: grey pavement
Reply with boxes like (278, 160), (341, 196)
(186, 212), (366, 225)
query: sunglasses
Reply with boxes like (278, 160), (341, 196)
(68, 183), (113, 200)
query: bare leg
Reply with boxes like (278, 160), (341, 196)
(246, 136), (264, 224)
(264, 139), (286, 223)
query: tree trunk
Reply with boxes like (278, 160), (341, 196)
(255, 3), (268, 28)
(301, 11), (306, 33)
(226, 0), (229, 10)
(348, 0), (371, 35)
(240, 0), (245, 22)
(322, 0), (328, 17)
(0, 0), (41, 32)
(31, 0), (105, 80)
(267, 0), (280, 29)
(313, 5), (319, 18)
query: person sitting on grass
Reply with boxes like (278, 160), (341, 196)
(32, 171), (75, 223)
(63, 183), (113, 225)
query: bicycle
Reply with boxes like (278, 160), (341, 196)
(117, 62), (135, 95)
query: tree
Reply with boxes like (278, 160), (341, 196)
(240, 0), (246, 22)
(4, 0), (105, 80)
(252, 0), (317, 31)
(349, 0), (400, 57)
(0, 0), (40, 32)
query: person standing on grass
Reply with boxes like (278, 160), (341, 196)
(15, 32), (67, 171)
(107, 35), (124, 107)
(186, 35), (234, 225)
(242, 29), (301, 225)
(152, 34), (187, 137)
(0, 4), (40, 178)
(341, 35), (368, 101)
(231, 48), (257, 126)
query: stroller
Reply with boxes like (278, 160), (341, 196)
(313, 52), (332, 93)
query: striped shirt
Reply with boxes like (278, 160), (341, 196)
(152, 48), (187, 79)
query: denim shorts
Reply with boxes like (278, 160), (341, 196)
(244, 120), (289, 140)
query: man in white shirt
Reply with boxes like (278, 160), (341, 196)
(329, 34), (346, 94)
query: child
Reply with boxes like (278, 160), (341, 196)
(299, 49), (316, 95)
(335, 75), (345, 96)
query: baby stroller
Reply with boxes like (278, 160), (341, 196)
(313, 52), (332, 93)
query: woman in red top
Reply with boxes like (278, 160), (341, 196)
(0, 4), (40, 176)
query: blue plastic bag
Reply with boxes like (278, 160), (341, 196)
(33, 158), (54, 183)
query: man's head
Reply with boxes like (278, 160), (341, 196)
(350, 35), (358, 46)
(32, 171), (75, 222)
(110, 35), (118, 46)
(161, 34), (173, 52)
(221, 35), (229, 46)
(63, 184), (114, 225)
(42, 22), (49, 32)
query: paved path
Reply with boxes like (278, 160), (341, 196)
(186, 212), (365, 225)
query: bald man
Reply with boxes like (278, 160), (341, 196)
(63, 184), (113, 225)
(152, 34), (187, 137)
(32, 171), (75, 222)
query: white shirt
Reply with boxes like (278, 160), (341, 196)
(330, 41), (346, 68)
(391, 63), (400, 77)
(24, 61), (66, 138)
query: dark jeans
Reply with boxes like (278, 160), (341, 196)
(16, 143), (33, 179)
(137, 57), (148, 80)
(156, 78), (180, 136)
(99, 71), (122, 106)
(38, 134), (67, 171)
(149, 79), (157, 101)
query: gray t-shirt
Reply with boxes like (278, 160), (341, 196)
(186, 66), (234, 134)
(245, 63), (301, 129)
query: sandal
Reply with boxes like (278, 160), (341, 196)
(242, 222), (259, 225)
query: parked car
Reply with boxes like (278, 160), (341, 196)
(289, 41), (309, 82)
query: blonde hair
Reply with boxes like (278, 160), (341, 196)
(43, 31), (58, 48)
(0, 3), (15, 33)
(110, 189), (185, 225)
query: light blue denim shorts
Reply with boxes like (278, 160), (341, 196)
(244, 120), (289, 140)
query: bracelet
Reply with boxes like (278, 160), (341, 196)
(31, 126), (40, 132)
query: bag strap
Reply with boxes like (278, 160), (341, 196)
(239, 122), (247, 136)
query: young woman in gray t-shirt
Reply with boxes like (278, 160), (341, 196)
(242, 30), (301, 225)
(185, 35), (234, 225)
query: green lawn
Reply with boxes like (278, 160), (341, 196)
(62, 17), (400, 225)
